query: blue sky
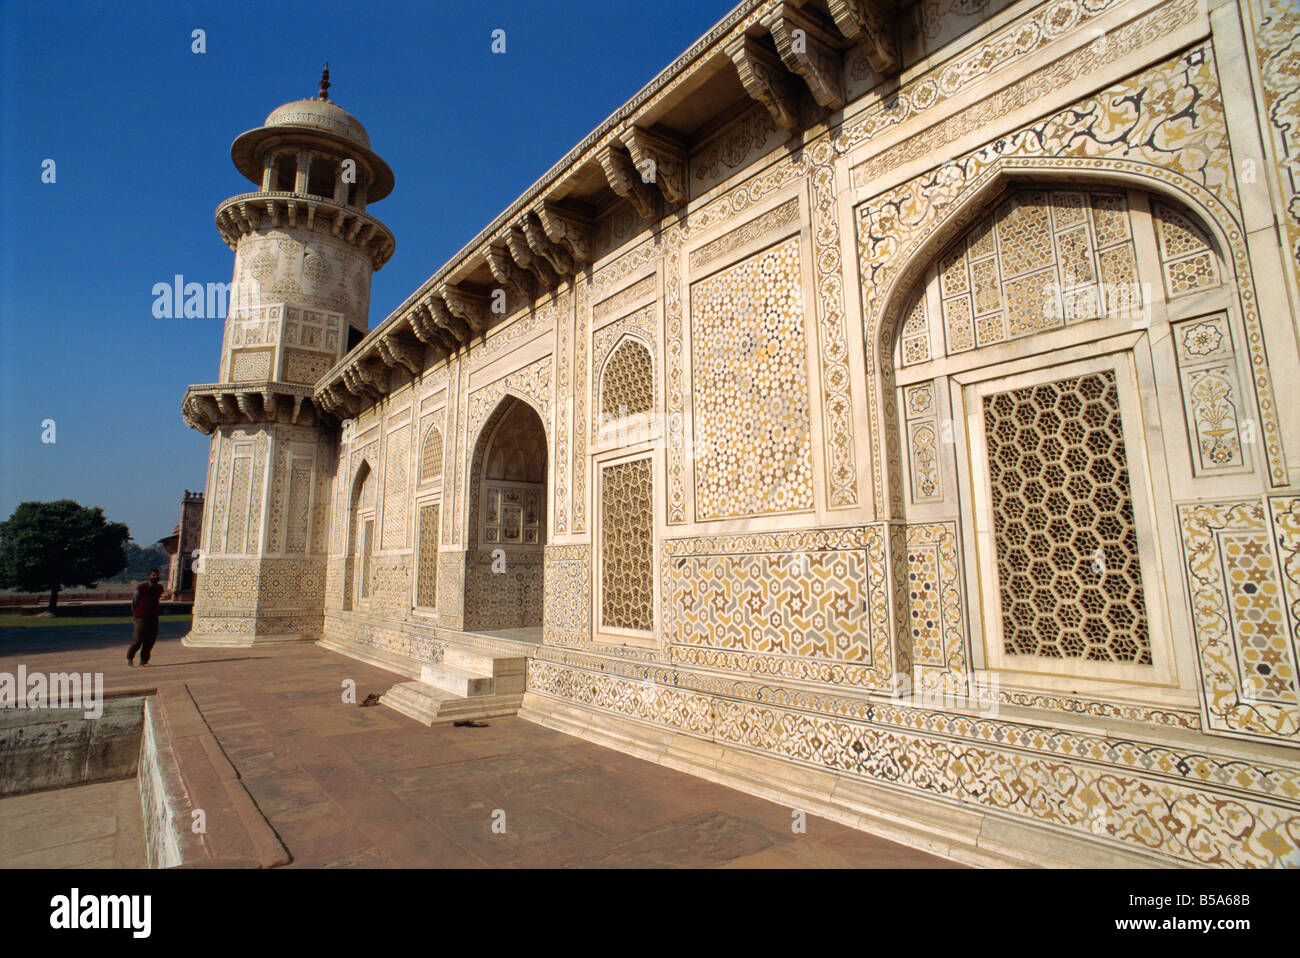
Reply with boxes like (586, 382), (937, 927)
(0, 0), (733, 545)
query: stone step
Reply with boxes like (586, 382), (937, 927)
(441, 645), (526, 679)
(380, 682), (523, 727)
(419, 662), (495, 698)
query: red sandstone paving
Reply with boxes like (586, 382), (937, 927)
(0, 623), (963, 869)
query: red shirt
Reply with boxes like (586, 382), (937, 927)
(133, 581), (164, 618)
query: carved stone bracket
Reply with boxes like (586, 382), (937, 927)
(234, 392), (259, 421)
(324, 383), (359, 418)
(767, 3), (845, 110)
(343, 362), (388, 401)
(826, 0), (900, 76)
(521, 213), (574, 276)
(184, 395), (218, 433)
(377, 334), (424, 375)
(622, 127), (688, 208)
(506, 226), (559, 289)
(537, 202), (595, 265)
(486, 243), (536, 301)
(216, 393), (240, 421)
(726, 33), (804, 133)
(428, 294), (473, 345)
(441, 286), (488, 335)
(408, 301), (458, 353)
(599, 144), (659, 221)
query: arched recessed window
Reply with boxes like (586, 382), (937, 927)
(343, 462), (374, 610)
(599, 338), (653, 422)
(892, 185), (1240, 697)
(593, 334), (656, 644)
(420, 424), (443, 483)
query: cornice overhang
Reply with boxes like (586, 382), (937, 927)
(215, 192), (396, 270)
(181, 381), (324, 434)
(311, 0), (904, 408)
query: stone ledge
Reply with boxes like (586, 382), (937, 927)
(517, 691), (1184, 869)
(154, 685), (290, 868)
(316, 632), (423, 679)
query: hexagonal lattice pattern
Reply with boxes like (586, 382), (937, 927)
(601, 457), (654, 632)
(600, 338), (653, 420)
(984, 370), (1151, 663)
(420, 425), (443, 481)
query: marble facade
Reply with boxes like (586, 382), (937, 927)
(182, 1), (1300, 867)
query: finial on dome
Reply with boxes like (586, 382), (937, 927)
(319, 63), (330, 101)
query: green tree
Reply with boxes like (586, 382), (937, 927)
(107, 541), (169, 584)
(0, 501), (129, 613)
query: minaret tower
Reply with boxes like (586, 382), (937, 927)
(181, 68), (396, 646)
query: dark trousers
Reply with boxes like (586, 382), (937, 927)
(128, 616), (159, 664)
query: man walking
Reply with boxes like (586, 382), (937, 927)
(127, 568), (164, 667)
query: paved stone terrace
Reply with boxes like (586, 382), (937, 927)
(0, 623), (960, 868)
(0, 779), (147, 868)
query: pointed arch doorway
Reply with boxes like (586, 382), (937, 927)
(342, 460), (375, 612)
(463, 395), (547, 639)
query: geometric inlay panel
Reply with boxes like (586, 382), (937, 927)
(906, 522), (966, 686)
(286, 458), (312, 554)
(1179, 496), (1300, 743)
(544, 544), (590, 645)
(382, 425), (410, 549)
(229, 348), (273, 382)
(283, 348), (334, 385)
(935, 190), (1140, 357)
(690, 236), (813, 519)
(600, 458), (654, 633)
(663, 526), (895, 690)
(416, 503), (439, 608)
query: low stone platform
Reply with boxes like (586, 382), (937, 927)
(0, 623), (961, 868)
